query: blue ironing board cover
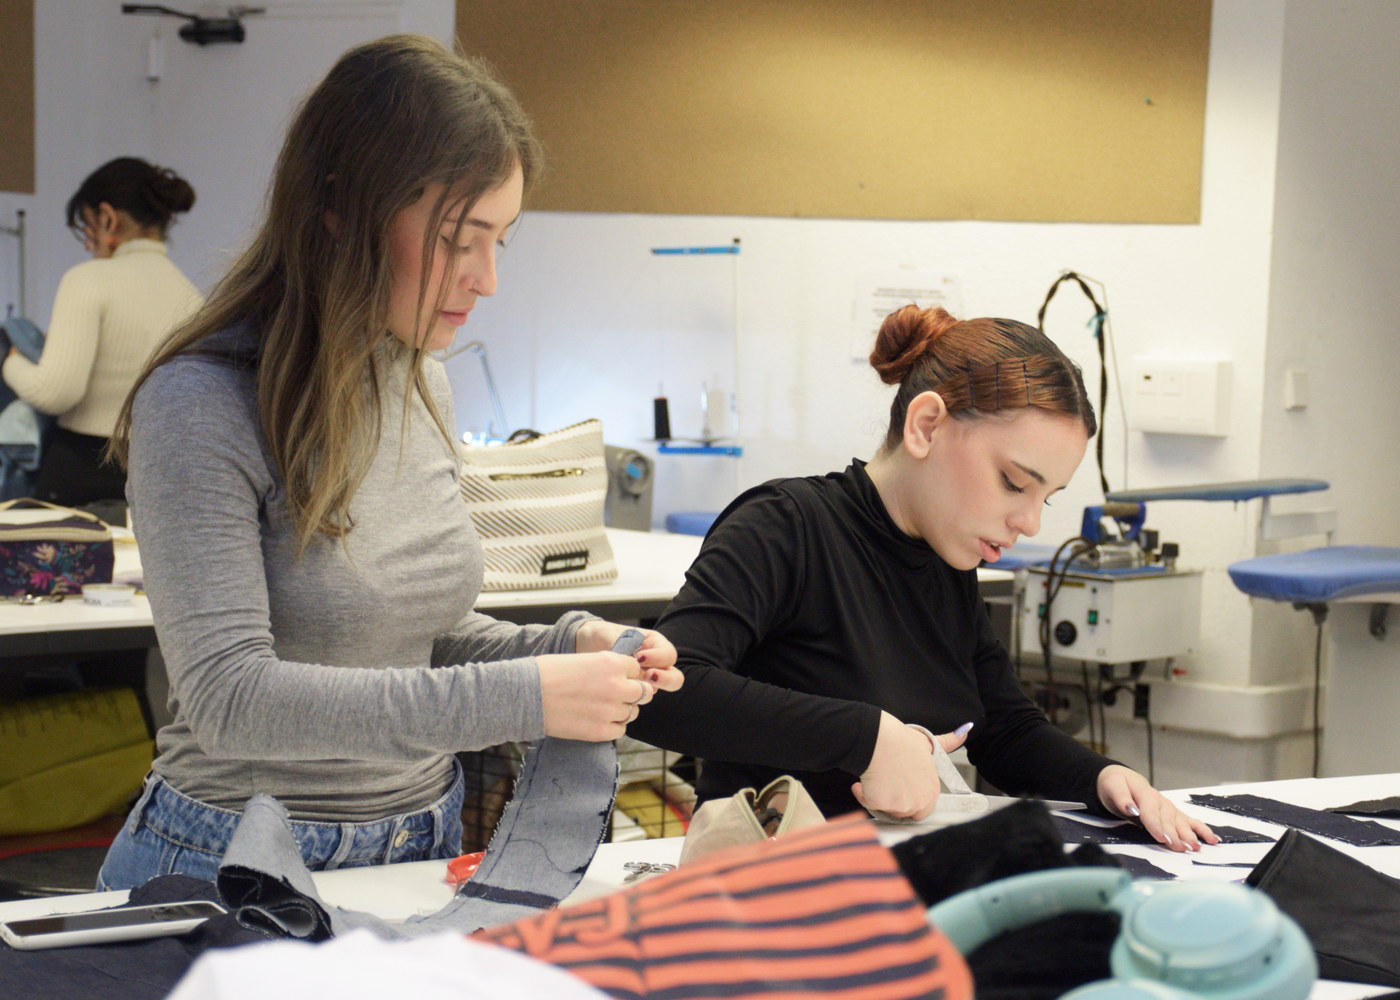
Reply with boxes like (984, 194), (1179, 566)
(666, 511), (719, 537)
(1106, 478), (1329, 504)
(990, 542), (1058, 570)
(1228, 546), (1400, 603)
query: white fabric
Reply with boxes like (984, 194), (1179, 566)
(166, 928), (610, 1000)
(1, 239), (202, 436)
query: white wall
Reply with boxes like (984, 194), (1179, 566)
(1242, 0), (1400, 736)
(458, 0), (1288, 706)
(0, 0), (454, 326)
(1262, 0), (1400, 546)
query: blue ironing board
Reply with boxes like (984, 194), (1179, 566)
(1106, 478), (1329, 504)
(1228, 547), (1400, 604)
(990, 542), (1058, 570)
(665, 511), (719, 537)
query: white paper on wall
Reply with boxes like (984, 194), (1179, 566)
(850, 265), (963, 361)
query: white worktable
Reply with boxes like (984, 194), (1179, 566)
(0, 529), (706, 643)
(0, 527), (1012, 645)
(2, 775), (1397, 999)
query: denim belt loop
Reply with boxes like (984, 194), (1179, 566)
(127, 773), (161, 835)
(325, 823), (357, 870)
(428, 799), (447, 857)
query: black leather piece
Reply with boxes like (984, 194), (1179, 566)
(1191, 792), (1400, 847)
(892, 799), (1123, 907)
(1247, 828), (1400, 988)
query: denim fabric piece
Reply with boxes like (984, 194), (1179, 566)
(1329, 796), (1400, 819)
(0, 399), (51, 501)
(98, 758), (464, 891)
(0, 313), (52, 499)
(216, 628), (642, 939)
(1190, 792), (1400, 847)
(1053, 815), (1274, 847)
(1113, 854), (1177, 880)
(0, 876), (265, 1000)
(1, 316), (45, 361)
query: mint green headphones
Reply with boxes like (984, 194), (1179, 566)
(926, 867), (1316, 1000)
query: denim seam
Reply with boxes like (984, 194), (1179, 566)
(144, 822), (229, 859)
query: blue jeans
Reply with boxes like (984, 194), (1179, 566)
(96, 762), (464, 891)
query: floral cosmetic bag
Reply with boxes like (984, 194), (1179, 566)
(0, 499), (114, 597)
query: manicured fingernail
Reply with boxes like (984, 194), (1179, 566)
(954, 722), (974, 736)
(1127, 804), (1140, 817)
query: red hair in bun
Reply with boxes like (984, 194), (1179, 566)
(869, 305), (1097, 452)
(870, 305), (959, 386)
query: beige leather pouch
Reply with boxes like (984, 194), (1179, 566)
(679, 775), (826, 865)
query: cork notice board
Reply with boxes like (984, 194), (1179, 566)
(0, 0), (35, 194)
(455, 0), (1211, 223)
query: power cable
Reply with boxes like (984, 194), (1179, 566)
(1038, 534), (1095, 726)
(1037, 272), (1110, 496)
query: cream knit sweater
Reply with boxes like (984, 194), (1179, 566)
(2, 239), (203, 437)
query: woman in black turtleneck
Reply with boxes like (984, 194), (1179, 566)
(629, 305), (1217, 852)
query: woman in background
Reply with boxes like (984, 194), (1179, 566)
(631, 305), (1216, 852)
(2, 157), (202, 508)
(97, 35), (680, 891)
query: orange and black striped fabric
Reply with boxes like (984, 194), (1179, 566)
(475, 814), (972, 1000)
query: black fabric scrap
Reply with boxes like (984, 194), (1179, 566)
(1328, 796), (1400, 820)
(1111, 854), (1177, 880)
(0, 874), (265, 1000)
(1248, 828), (1400, 987)
(1191, 792), (1400, 847)
(893, 799), (1123, 908)
(1053, 814), (1273, 847)
(967, 911), (1120, 1000)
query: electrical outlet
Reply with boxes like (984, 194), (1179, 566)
(1133, 683), (1151, 719)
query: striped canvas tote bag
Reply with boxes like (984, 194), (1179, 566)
(460, 419), (619, 591)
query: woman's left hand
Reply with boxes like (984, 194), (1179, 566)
(1096, 764), (1220, 852)
(575, 620), (682, 685)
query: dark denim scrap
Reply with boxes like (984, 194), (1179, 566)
(215, 628), (643, 939)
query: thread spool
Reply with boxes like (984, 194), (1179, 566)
(653, 394), (671, 441)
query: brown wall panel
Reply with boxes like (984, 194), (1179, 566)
(456, 0), (1211, 223)
(0, 0), (35, 194)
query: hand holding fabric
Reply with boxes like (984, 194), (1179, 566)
(1096, 763), (1219, 851)
(538, 643), (683, 742)
(574, 620), (681, 681)
(852, 712), (970, 820)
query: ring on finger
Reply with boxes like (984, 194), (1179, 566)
(628, 679), (647, 705)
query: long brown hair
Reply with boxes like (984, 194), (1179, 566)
(870, 305), (1096, 451)
(110, 35), (541, 553)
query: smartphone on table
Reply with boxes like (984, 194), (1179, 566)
(0, 900), (227, 950)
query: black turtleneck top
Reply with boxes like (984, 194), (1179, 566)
(628, 461), (1114, 818)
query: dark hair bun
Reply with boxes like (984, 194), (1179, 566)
(143, 167), (196, 216)
(869, 305), (958, 385)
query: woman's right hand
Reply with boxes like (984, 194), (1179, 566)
(537, 652), (684, 742)
(851, 712), (969, 820)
